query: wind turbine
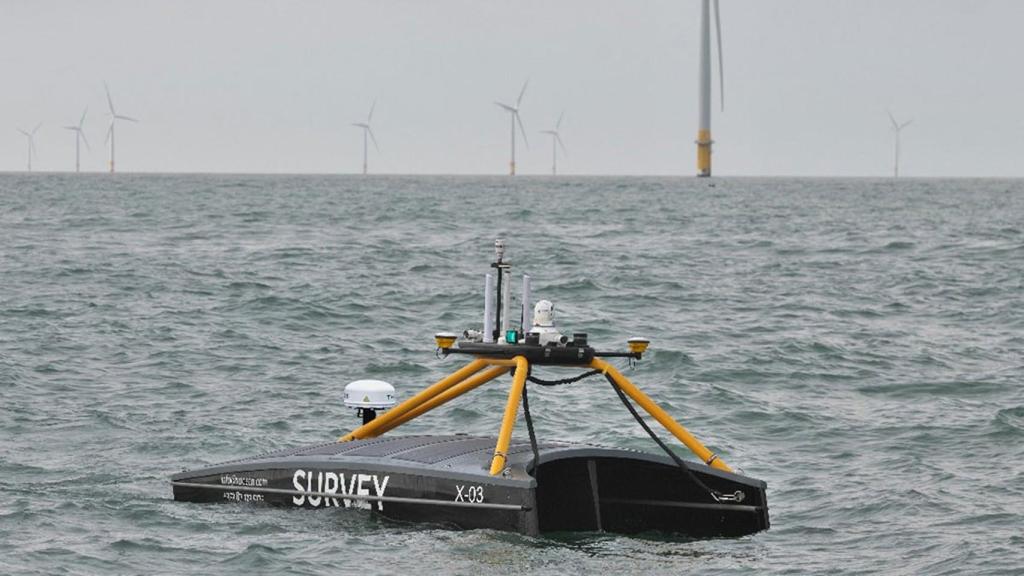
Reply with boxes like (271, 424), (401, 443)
(17, 123), (41, 172)
(888, 111), (913, 178)
(64, 108), (90, 172)
(104, 83), (137, 173)
(495, 80), (529, 176)
(539, 112), (567, 175)
(696, 0), (725, 177)
(351, 100), (379, 175)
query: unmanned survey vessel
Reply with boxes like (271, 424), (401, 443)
(171, 241), (769, 537)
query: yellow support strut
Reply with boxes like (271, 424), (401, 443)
(337, 354), (722, 478)
(590, 357), (732, 472)
(374, 365), (511, 435)
(489, 356), (529, 475)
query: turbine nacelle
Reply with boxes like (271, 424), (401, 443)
(17, 123), (41, 145)
(888, 111), (913, 132)
(539, 129), (567, 152)
(18, 123), (41, 139)
(104, 83), (138, 125)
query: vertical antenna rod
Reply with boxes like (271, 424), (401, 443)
(491, 239), (507, 341)
(501, 270), (512, 337)
(483, 273), (495, 343)
(521, 274), (532, 330)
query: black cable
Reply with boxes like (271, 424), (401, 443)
(604, 373), (724, 503)
(527, 369), (602, 387)
(519, 365), (727, 501)
(521, 382), (541, 477)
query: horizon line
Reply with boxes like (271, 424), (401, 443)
(1, 170), (1023, 180)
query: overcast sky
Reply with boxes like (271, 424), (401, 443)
(1, 0), (1021, 176)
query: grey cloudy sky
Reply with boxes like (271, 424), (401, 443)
(1, 0), (1022, 176)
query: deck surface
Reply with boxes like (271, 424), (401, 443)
(172, 434), (756, 489)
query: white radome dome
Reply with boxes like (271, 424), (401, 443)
(344, 379), (396, 410)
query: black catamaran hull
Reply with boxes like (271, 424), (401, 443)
(172, 435), (769, 537)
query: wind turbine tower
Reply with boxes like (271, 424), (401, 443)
(104, 83), (138, 173)
(495, 81), (529, 175)
(540, 112), (567, 175)
(888, 112), (913, 178)
(17, 123), (41, 172)
(64, 109), (90, 172)
(696, 0), (725, 177)
(351, 101), (379, 175)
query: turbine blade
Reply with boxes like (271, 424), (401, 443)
(714, 0), (725, 111)
(900, 119), (914, 129)
(79, 107), (88, 128)
(32, 122), (42, 135)
(352, 123), (368, 129)
(64, 126), (78, 131)
(368, 99), (376, 123)
(18, 129), (30, 136)
(516, 79), (529, 108)
(368, 127), (380, 152)
(516, 112), (529, 148)
(104, 81), (115, 115)
(81, 131), (91, 151)
(115, 115), (138, 122)
(556, 111), (564, 130)
(887, 111), (899, 130)
(556, 133), (567, 155)
(105, 123), (112, 145)
(495, 101), (515, 112)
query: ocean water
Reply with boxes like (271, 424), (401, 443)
(1, 174), (1021, 575)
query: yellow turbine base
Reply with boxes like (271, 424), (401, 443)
(696, 129), (712, 177)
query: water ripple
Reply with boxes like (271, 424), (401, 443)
(1, 174), (1022, 574)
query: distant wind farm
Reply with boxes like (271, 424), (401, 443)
(7, 3), (933, 178)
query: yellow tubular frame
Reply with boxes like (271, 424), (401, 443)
(590, 358), (733, 472)
(377, 365), (511, 434)
(337, 354), (730, 477)
(489, 356), (529, 475)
